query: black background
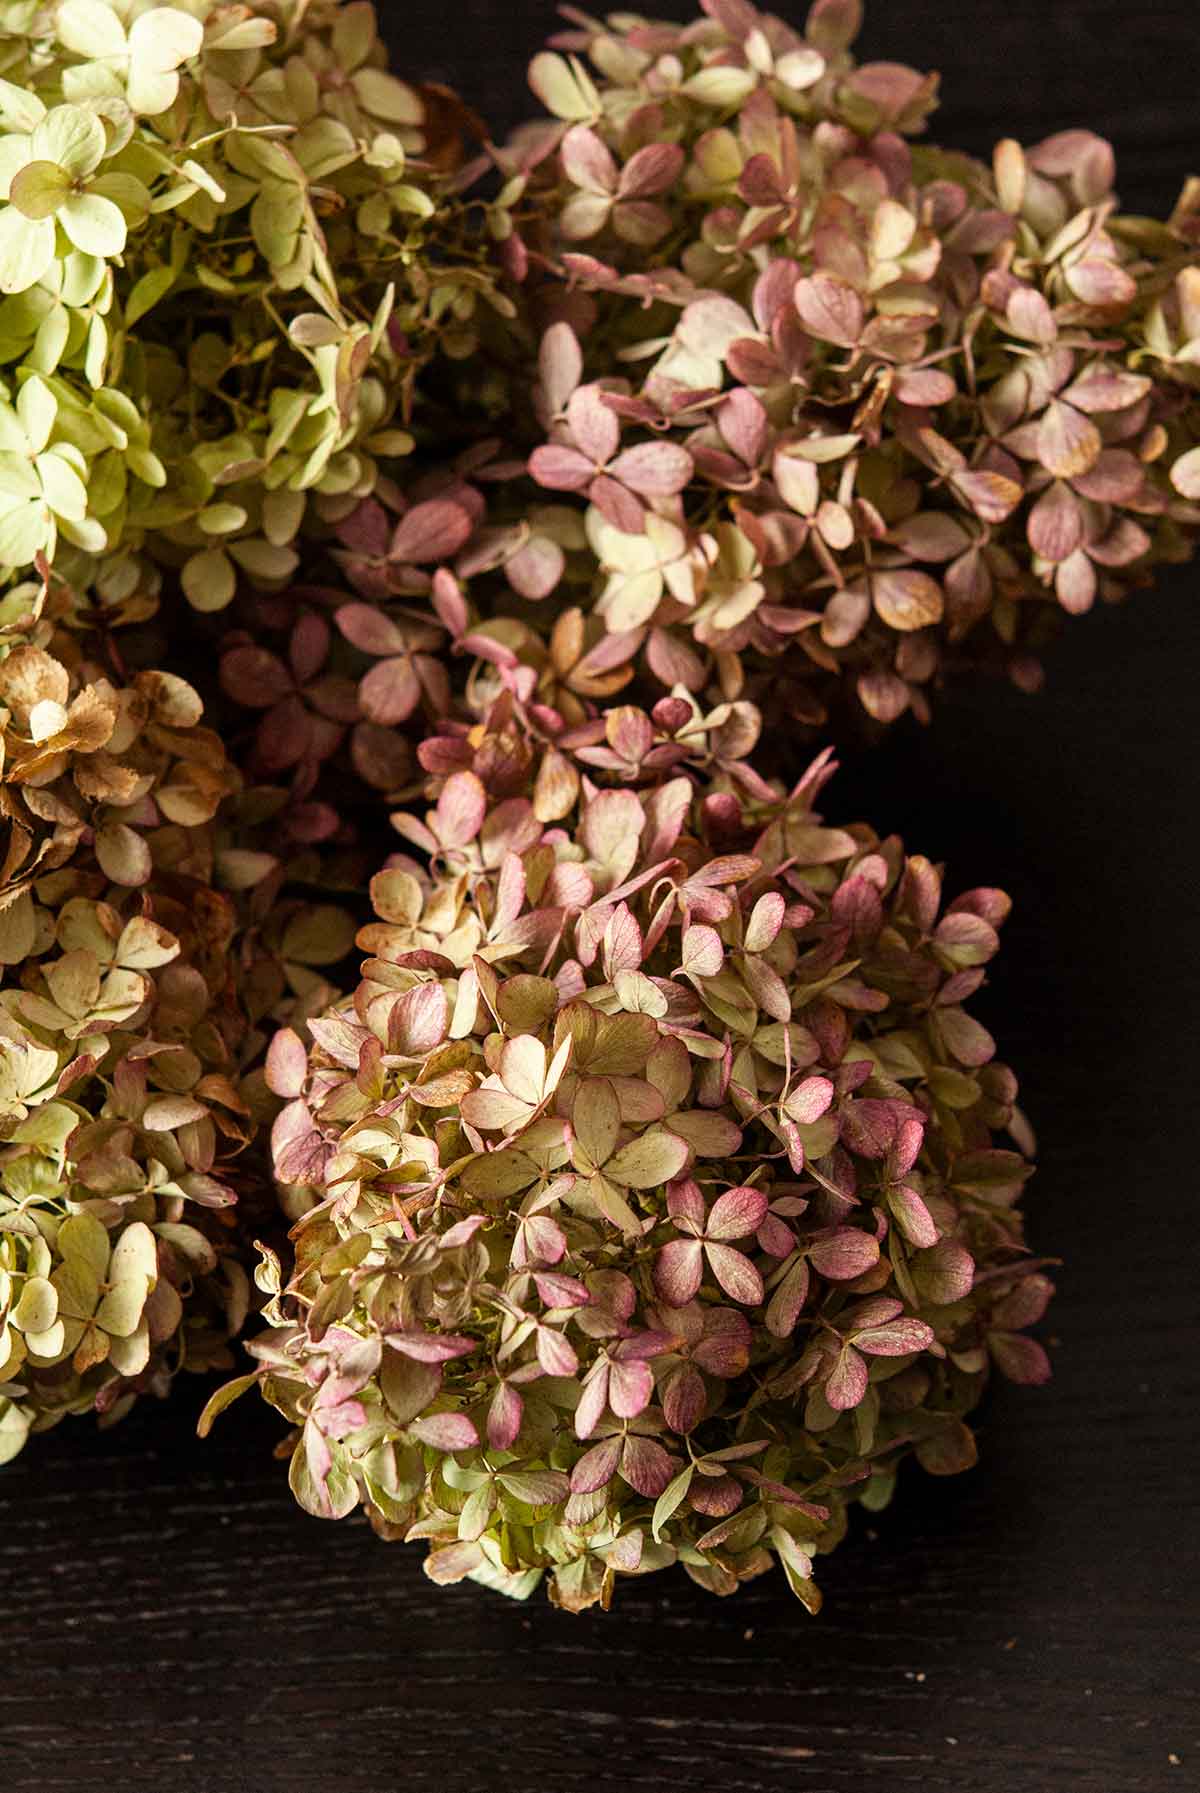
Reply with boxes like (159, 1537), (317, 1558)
(2, 6), (1198, 1791)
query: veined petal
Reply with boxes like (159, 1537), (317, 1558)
(18, 375), (57, 454)
(59, 190), (127, 258)
(0, 135), (32, 201)
(0, 497), (50, 567)
(36, 449), (89, 521)
(31, 105), (106, 179)
(55, 0), (129, 61)
(0, 208), (57, 294)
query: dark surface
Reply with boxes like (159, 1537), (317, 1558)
(4, 5), (1199, 1791)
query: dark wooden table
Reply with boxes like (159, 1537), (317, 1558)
(3, 6), (1198, 1790)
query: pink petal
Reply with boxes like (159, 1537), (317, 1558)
(704, 1241), (764, 1306)
(619, 141), (685, 199)
(717, 387), (768, 467)
(387, 1331), (474, 1363)
(409, 1411), (478, 1450)
(388, 981), (449, 1056)
(744, 891), (786, 954)
(1027, 480), (1083, 563)
(662, 1362), (706, 1435)
(893, 368), (956, 406)
(990, 1332), (1052, 1385)
(1065, 257), (1136, 309)
(528, 443), (595, 490)
(793, 273), (865, 347)
(608, 1357), (654, 1419)
(569, 1432), (622, 1493)
(853, 1316), (935, 1357)
(359, 654), (420, 725)
(619, 1434), (674, 1497)
(825, 1345), (869, 1411)
(335, 601), (409, 657)
(538, 321), (583, 414)
(574, 1365), (610, 1440)
(653, 1238), (703, 1307)
(1037, 401), (1101, 479)
(560, 124), (619, 196)
(533, 1269), (589, 1307)
(507, 535), (565, 599)
(589, 472), (645, 533)
(1062, 365), (1151, 413)
(1071, 449), (1143, 504)
(784, 1074), (834, 1125)
(265, 1026), (308, 1099)
(390, 498), (474, 564)
(888, 1184), (939, 1249)
(809, 1228), (880, 1280)
(691, 1308), (752, 1377)
(536, 1325), (578, 1377)
(706, 1184), (769, 1241)
(952, 469), (1023, 523)
(220, 646), (293, 709)
(487, 1381), (523, 1450)
(665, 1177), (707, 1233)
(567, 383), (620, 466)
(608, 440), (693, 495)
(435, 770), (486, 848)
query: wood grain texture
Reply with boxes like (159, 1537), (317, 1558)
(3, 7), (1199, 1791)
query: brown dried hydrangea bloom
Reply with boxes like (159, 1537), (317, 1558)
(206, 692), (1050, 1611)
(0, 567), (355, 1457)
(0, 715), (251, 1459)
(489, 0), (1200, 723)
(1, 567), (235, 966)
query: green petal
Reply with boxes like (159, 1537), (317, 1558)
(58, 248), (105, 307)
(106, 1319), (151, 1376)
(31, 105), (106, 180)
(0, 135), (34, 202)
(9, 161), (69, 220)
(60, 1211), (111, 1280)
(95, 1276), (150, 1339)
(108, 1221), (158, 1288)
(0, 496), (48, 565)
(128, 7), (204, 77)
(51, 1259), (100, 1324)
(17, 373), (56, 454)
(59, 190), (127, 258)
(0, 444), (41, 490)
(55, 0), (128, 62)
(181, 545), (236, 610)
(12, 1274), (58, 1335)
(36, 449), (89, 521)
(0, 82), (46, 135)
(0, 208), (56, 295)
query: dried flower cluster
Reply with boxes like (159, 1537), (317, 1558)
(1, 0), (1115, 1612)
(487, 0), (1200, 722)
(204, 695), (1050, 1609)
(0, 0), (502, 1448)
(0, 576), (248, 1455)
(0, 0), (514, 623)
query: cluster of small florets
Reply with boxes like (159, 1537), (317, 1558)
(0, 583), (250, 1455)
(0, 0), (1104, 1611)
(0, 558), (362, 1454)
(0, 0), (520, 1456)
(204, 694), (1049, 1610)
(480, 0), (1200, 722)
(0, 0), (516, 623)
